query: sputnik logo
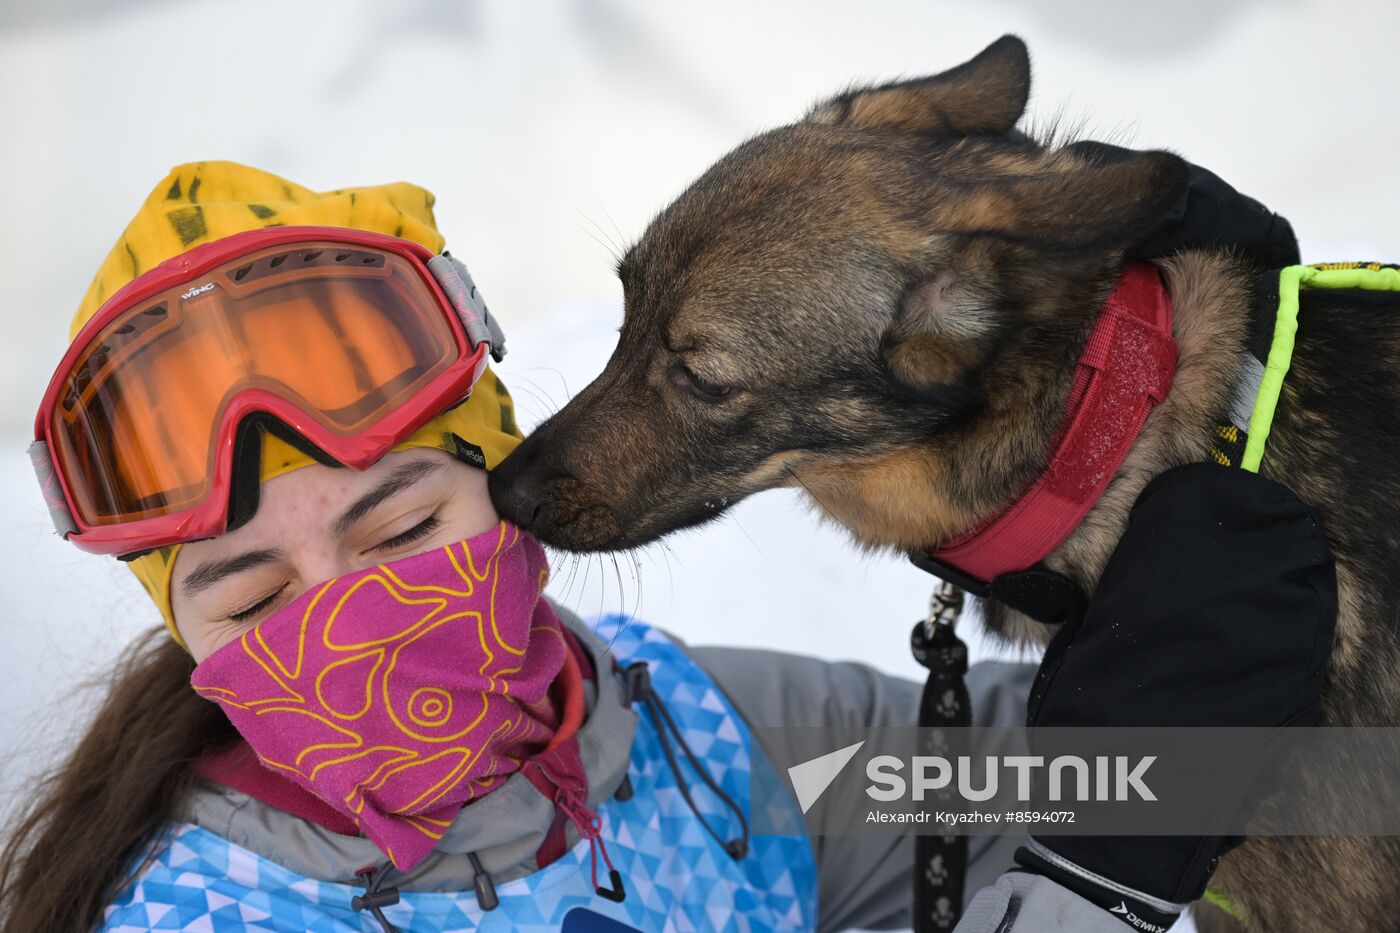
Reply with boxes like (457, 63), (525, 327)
(787, 741), (865, 814)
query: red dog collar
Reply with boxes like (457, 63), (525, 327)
(925, 262), (1177, 590)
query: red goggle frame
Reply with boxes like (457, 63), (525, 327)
(31, 225), (504, 556)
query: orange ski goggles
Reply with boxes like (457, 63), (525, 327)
(31, 225), (504, 557)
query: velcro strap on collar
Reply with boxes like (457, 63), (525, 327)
(928, 263), (1177, 586)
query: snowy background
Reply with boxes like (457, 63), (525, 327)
(3, 3), (1399, 926)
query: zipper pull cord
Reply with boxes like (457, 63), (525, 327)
(555, 788), (626, 903)
(351, 863), (401, 933)
(625, 662), (751, 860)
(467, 851), (500, 912)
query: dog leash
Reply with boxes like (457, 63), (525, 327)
(909, 581), (971, 932)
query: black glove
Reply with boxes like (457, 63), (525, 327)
(1015, 463), (1336, 930)
(1068, 141), (1301, 269)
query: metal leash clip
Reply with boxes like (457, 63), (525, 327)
(912, 580), (966, 669)
(924, 581), (965, 633)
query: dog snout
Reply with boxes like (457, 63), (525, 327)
(490, 437), (620, 549)
(488, 442), (553, 531)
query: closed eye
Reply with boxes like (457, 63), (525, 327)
(670, 362), (735, 403)
(374, 514), (442, 552)
(230, 584), (287, 624)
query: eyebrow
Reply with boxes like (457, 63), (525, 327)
(180, 548), (285, 599)
(332, 457), (445, 536)
(179, 458), (446, 600)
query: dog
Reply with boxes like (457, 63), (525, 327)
(490, 36), (1400, 932)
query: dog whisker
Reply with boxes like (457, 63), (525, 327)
(726, 512), (764, 557)
(505, 371), (565, 415)
(503, 378), (559, 425)
(784, 465), (860, 539)
(511, 367), (573, 413)
(557, 552), (583, 610)
(627, 550), (643, 626)
(574, 224), (622, 265)
(575, 210), (625, 265)
(582, 208), (626, 259)
(597, 553), (611, 633)
(597, 553), (639, 663)
(597, 203), (630, 259)
(657, 541), (678, 604)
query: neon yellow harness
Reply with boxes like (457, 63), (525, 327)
(1242, 262), (1400, 472)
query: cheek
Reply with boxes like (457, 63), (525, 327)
(171, 556), (281, 665)
(174, 613), (224, 666)
(178, 604), (269, 665)
(190, 631), (227, 666)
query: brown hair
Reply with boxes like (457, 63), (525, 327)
(0, 627), (237, 932)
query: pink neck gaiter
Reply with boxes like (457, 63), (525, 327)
(191, 520), (568, 871)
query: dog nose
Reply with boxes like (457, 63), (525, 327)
(507, 493), (542, 528)
(515, 497), (551, 530)
(489, 472), (537, 528)
(487, 458), (555, 532)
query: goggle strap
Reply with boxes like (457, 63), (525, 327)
(428, 252), (508, 363)
(28, 439), (78, 539)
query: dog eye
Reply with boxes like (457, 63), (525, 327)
(671, 363), (734, 403)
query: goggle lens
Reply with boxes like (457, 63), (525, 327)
(51, 242), (460, 526)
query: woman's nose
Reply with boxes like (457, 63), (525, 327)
(293, 548), (368, 595)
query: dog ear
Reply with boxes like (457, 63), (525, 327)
(882, 151), (1190, 391)
(807, 35), (1030, 136)
(881, 269), (999, 392)
(943, 150), (1191, 252)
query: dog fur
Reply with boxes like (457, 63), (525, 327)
(490, 36), (1400, 931)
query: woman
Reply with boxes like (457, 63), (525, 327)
(1, 162), (1030, 932)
